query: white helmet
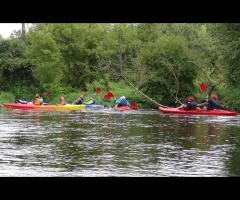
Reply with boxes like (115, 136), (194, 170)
(120, 96), (126, 100)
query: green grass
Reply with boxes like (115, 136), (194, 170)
(0, 92), (15, 105)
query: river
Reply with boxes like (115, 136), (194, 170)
(0, 108), (240, 176)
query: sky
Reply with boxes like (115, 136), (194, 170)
(0, 23), (32, 39)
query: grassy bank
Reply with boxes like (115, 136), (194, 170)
(0, 92), (15, 105)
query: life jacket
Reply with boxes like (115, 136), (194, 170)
(183, 101), (197, 111)
(116, 99), (130, 107)
(59, 100), (65, 105)
(73, 98), (84, 105)
(33, 98), (41, 105)
(207, 99), (220, 110)
(85, 97), (96, 105)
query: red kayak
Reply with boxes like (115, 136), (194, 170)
(115, 106), (131, 111)
(159, 106), (237, 116)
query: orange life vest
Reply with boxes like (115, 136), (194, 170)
(33, 98), (41, 105)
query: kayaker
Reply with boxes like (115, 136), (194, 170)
(180, 96), (198, 111)
(58, 96), (66, 106)
(197, 95), (227, 110)
(32, 93), (42, 105)
(114, 96), (130, 108)
(72, 93), (84, 105)
(85, 97), (96, 105)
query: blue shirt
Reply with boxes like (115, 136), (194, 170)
(115, 99), (130, 107)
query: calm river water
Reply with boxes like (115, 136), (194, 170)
(0, 107), (240, 176)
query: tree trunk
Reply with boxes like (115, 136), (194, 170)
(22, 23), (26, 39)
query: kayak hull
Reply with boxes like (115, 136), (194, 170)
(116, 106), (131, 111)
(3, 103), (85, 111)
(159, 106), (237, 116)
(55, 104), (85, 111)
(3, 103), (57, 110)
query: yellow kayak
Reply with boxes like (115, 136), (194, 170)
(55, 104), (85, 111)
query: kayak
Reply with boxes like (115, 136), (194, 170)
(3, 103), (57, 110)
(3, 103), (85, 111)
(159, 106), (238, 116)
(55, 104), (85, 111)
(84, 104), (104, 109)
(115, 106), (131, 111)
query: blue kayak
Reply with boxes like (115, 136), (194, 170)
(84, 104), (104, 109)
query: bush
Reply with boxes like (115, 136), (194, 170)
(220, 87), (240, 111)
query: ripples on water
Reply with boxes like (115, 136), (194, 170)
(0, 107), (240, 177)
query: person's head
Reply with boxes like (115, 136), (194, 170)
(35, 93), (40, 98)
(60, 96), (64, 101)
(187, 96), (195, 102)
(119, 96), (126, 101)
(80, 93), (84, 98)
(211, 95), (218, 100)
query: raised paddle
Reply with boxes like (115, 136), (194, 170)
(103, 92), (114, 100)
(200, 82), (207, 93)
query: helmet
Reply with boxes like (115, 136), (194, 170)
(187, 97), (195, 102)
(211, 95), (218, 100)
(120, 96), (126, 100)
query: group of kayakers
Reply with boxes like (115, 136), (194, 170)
(15, 93), (132, 109)
(15, 89), (226, 112)
(180, 95), (227, 111)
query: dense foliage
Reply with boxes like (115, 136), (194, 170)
(1, 23), (240, 110)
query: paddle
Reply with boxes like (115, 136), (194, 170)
(130, 102), (139, 110)
(200, 82), (216, 101)
(200, 82), (207, 93)
(104, 92), (114, 100)
(103, 92), (115, 109)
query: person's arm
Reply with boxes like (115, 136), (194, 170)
(72, 97), (79, 104)
(197, 102), (208, 108)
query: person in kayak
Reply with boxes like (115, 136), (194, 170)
(85, 97), (96, 105)
(114, 96), (130, 108)
(180, 96), (198, 111)
(32, 93), (43, 105)
(72, 93), (84, 105)
(197, 95), (227, 110)
(16, 94), (47, 105)
(58, 96), (66, 106)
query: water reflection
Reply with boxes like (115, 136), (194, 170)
(0, 108), (240, 176)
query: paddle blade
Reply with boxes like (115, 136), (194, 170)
(200, 82), (207, 93)
(130, 102), (137, 107)
(130, 102), (138, 110)
(104, 94), (111, 100)
(96, 88), (102, 94)
(106, 92), (114, 98)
